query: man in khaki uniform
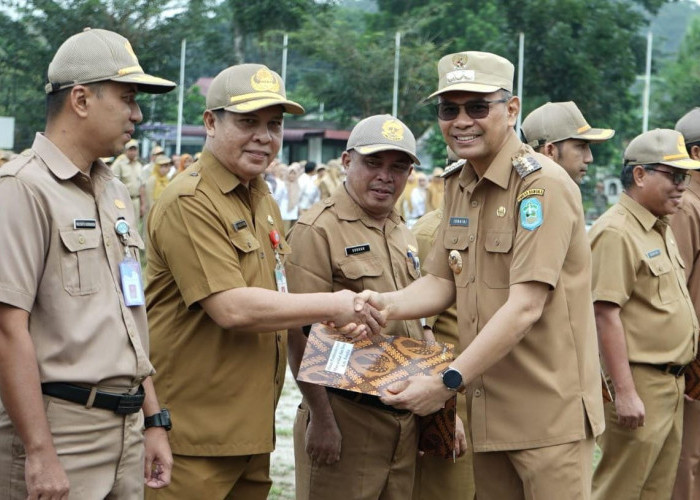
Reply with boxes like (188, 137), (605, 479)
(590, 128), (700, 500)
(112, 138), (145, 219)
(669, 109), (700, 500)
(521, 101), (614, 184)
(145, 64), (381, 500)
(411, 205), (475, 500)
(0, 28), (176, 498)
(356, 51), (605, 499)
(287, 115), (443, 500)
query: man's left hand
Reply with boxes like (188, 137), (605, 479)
(144, 427), (173, 489)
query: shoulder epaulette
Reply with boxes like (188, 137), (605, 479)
(176, 168), (203, 196)
(511, 150), (542, 179)
(0, 152), (33, 178)
(299, 197), (335, 225)
(441, 159), (466, 178)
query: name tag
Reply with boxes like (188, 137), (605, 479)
(345, 243), (370, 256)
(647, 249), (661, 258)
(232, 219), (248, 231)
(449, 217), (469, 227)
(73, 219), (97, 229)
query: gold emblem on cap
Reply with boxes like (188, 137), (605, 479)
(124, 41), (138, 64)
(496, 206), (506, 217)
(678, 135), (687, 155)
(115, 199), (126, 209)
(451, 54), (468, 69)
(250, 68), (280, 92)
(382, 119), (404, 142)
(448, 250), (463, 275)
(267, 215), (274, 225)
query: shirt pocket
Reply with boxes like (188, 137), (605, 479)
(646, 258), (677, 305)
(59, 229), (101, 296)
(444, 227), (469, 287)
(338, 254), (383, 289)
(482, 230), (513, 289)
(230, 229), (262, 254)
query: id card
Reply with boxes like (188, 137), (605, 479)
(275, 265), (288, 293)
(119, 258), (145, 306)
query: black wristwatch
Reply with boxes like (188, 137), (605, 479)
(441, 367), (463, 392)
(144, 408), (172, 431)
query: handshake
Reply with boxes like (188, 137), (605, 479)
(326, 289), (390, 339)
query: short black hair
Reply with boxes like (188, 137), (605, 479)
(305, 161), (316, 174)
(685, 140), (700, 156)
(46, 82), (104, 122)
(620, 162), (637, 189)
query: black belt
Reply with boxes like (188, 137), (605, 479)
(327, 387), (411, 415)
(646, 363), (688, 377)
(41, 383), (145, 414)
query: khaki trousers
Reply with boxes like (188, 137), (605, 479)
(672, 397), (700, 500)
(593, 364), (685, 500)
(472, 433), (594, 500)
(294, 392), (418, 500)
(412, 394), (475, 500)
(145, 453), (271, 500)
(0, 395), (144, 499)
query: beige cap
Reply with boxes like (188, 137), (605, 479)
(46, 28), (175, 94)
(429, 51), (514, 99)
(521, 101), (614, 147)
(151, 145), (164, 155)
(125, 139), (138, 149)
(675, 108), (700, 144)
(154, 154), (173, 165)
(346, 114), (420, 165)
(206, 64), (304, 115)
(624, 129), (700, 170)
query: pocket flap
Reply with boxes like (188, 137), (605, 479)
(230, 230), (261, 253)
(444, 228), (469, 250)
(485, 230), (513, 253)
(60, 229), (101, 252)
(647, 258), (671, 276)
(338, 256), (383, 280)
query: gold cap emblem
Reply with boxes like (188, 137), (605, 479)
(250, 68), (280, 92)
(451, 54), (468, 69)
(382, 119), (404, 142)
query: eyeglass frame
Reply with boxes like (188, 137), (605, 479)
(643, 165), (691, 186)
(435, 98), (509, 121)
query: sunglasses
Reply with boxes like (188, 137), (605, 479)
(644, 166), (691, 186)
(435, 98), (509, 121)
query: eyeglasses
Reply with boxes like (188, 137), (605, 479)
(435, 98), (509, 121)
(644, 166), (691, 186)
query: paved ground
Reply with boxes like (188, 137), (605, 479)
(269, 368), (300, 500)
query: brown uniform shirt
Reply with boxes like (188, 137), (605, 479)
(671, 172), (700, 397)
(591, 192), (698, 365)
(146, 150), (287, 456)
(286, 186), (423, 340)
(423, 132), (604, 452)
(112, 157), (143, 199)
(0, 133), (151, 389)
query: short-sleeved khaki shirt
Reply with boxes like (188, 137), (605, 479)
(146, 150), (287, 456)
(286, 186), (423, 339)
(112, 157), (143, 198)
(590, 192), (698, 365)
(423, 132), (604, 452)
(0, 133), (151, 390)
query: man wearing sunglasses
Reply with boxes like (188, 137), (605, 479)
(590, 128), (700, 500)
(521, 101), (615, 184)
(669, 108), (700, 500)
(355, 50), (605, 499)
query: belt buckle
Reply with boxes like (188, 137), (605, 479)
(114, 386), (145, 415)
(677, 364), (688, 377)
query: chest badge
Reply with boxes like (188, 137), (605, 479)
(448, 250), (463, 275)
(267, 215), (274, 225)
(114, 199), (126, 209)
(496, 206), (506, 217)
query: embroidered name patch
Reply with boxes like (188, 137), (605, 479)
(516, 188), (545, 203)
(647, 249), (661, 258)
(449, 217), (469, 227)
(73, 219), (97, 229)
(345, 243), (371, 256)
(232, 219), (248, 231)
(520, 198), (543, 231)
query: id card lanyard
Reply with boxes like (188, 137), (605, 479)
(115, 217), (145, 306)
(269, 229), (288, 293)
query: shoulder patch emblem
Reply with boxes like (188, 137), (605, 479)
(520, 198), (543, 231)
(512, 154), (542, 178)
(441, 159), (466, 178)
(516, 188), (545, 203)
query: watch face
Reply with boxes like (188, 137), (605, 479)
(442, 368), (462, 390)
